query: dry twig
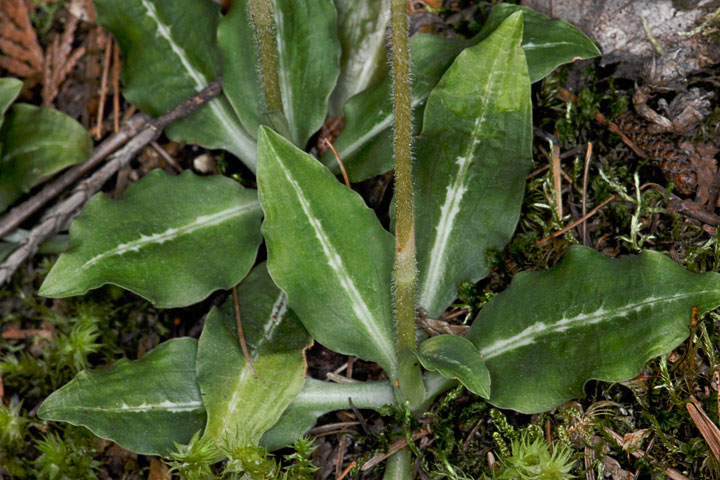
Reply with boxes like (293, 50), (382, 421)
(232, 286), (258, 378)
(582, 142), (593, 245)
(0, 78), (223, 285)
(360, 430), (429, 471)
(535, 195), (616, 246)
(93, 34), (113, 138)
(42, 14), (85, 106)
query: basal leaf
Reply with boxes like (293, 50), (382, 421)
(274, 0), (341, 147)
(329, 0), (390, 115)
(323, 4), (598, 181)
(257, 126), (397, 377)
(217, 0), (265, 144)
(93, 0), (258, 169)
(323, 34), (467, 181)
(0, 104), (92, 212)
(261, 378), (395, 450)
(416, 335), (490, 398)
(415, 12), (532, 318)
(38, 338), (205, 456)
(197, 263), (311, 446)
(0, 77), (22, 130)
(479, 3), (601, 82)
(466, 246), (720, 413)
(40, 170), (262, 308)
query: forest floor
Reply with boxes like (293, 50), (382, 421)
(2, 0), (720, 479)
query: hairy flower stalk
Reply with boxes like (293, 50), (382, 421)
(391, 0), (416, 355)
(247, 0), (283, 113)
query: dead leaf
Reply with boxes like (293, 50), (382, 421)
(67, 0), (95, 22)
(620, 428), (651, 452)
(686, 395), (720, 461)
(42, 14), (86, 106)
(602, 454), (634, 480)
(0, 0), (43, 79)
(148, 457), (169, 480)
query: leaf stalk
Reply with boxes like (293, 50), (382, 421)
(247, 0), (283, 113)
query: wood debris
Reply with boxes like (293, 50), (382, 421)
(42, 13), (86, 106)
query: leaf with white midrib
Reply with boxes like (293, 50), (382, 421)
(0, 104), (92, 212)
(40, 170), (263, 308)
(197, 263), (311, 446)
(94, 0), (258, 169)
(38, 338), (206, 456)
(323, 4), (598, 182)
(257, 126), (397, 378)
(466, 246), (720, 413)
(272, 0), (341, 147)
(415, 12), (532, 318)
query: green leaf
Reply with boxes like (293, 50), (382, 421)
(257, 126), (397, 377)
(479, 3), (601, 82)
(322, 4), (598, 181)
(415, 12), (532, 318)
(38, 338), (206, 456)
(260, 378), (395, 450)
(466, 246), (720, 413)
(217, 0), (265, 144)
(273, 0), (341, 147)
(197, 263), (311, 446)
(40, 170), (262, 308)
(415, 335), (490, 398)
(0, 104), (92, 212)
(93, 0), (258, 170)
(328, 0), (389, 115)
(0, 77), (22, 130)
(323, 34), (467, 181)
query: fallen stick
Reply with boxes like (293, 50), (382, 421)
(0, 78), (223, 286)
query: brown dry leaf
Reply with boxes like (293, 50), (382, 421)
(620, 428), (651, 452)
(42, 14), (86, 106)
(602, 454), (634, 480)
(148, 458), (170, 480)
(686, 395), (720, 461)
(67, 0), (95, 22)
(683, 141), (717, 207)
(0, 0), (44, 79)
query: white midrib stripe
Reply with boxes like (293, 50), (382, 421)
(68, 400), (203, 413)
(480, 291), (715, 360)
(275, 158), (395, 368)
(522, 41), (578, 50)
(274, 7), (295, 138)
(140, 0), (253, 157)
(217, 293), (288, 437)
(82, 202), (259, 268)
(2, 142), (75, 163)
(419, 46), (505, 310)
(340, 95), (424, 160)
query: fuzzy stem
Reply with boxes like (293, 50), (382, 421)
(247, 0), (283, 113)
(391, 0), (416, 354)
